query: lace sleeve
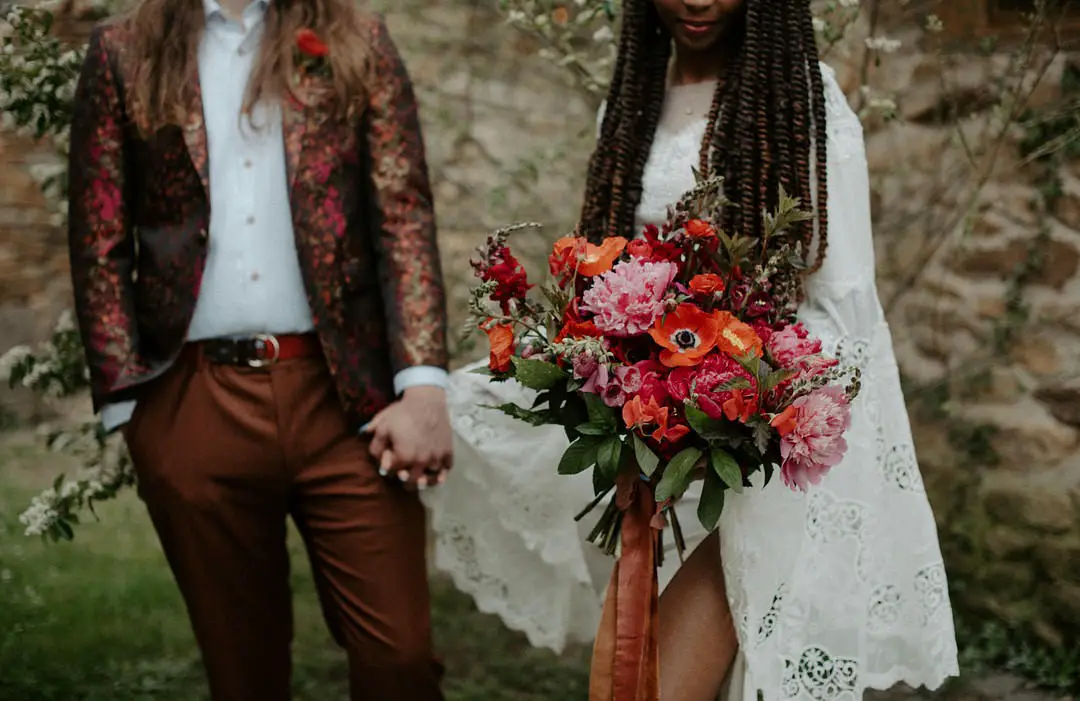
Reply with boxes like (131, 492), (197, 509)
(800, 62), (930, 510)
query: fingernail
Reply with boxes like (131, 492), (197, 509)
(397, 470), (409, 482)
(417, 477), (428, 490)
(379, 466), (389, 477)
(437, 472), (448, 485)
(360, 423), (371, 433)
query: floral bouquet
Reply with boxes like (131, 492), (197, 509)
(468, 175), (860, 700)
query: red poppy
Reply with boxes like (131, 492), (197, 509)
(296, 28), (329, 58)
(649, 303), (723, 368)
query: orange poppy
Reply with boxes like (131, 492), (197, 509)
(722, 392), (758, 424)
(649, 303), (722, 368)
(483, 321), (515, 373)
(622, 396), (690, 444)
(549, 236), (628, 278)
(770, 405), (797, 437)
(689, 273), (725, 296)
(713, 311), (764, 359)
(685, 219), (717, 239)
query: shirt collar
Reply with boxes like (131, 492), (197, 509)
(202, 0), (269, 21)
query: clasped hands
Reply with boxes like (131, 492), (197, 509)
(363, 386), (453, 490)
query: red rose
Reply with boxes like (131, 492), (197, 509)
(296, 28), (329, 58)
(626, 239), (653, 259)
(685, 218), (717, 239)
(689, 273), (725, 296)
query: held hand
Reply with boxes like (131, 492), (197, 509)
(365, 386), (452, 490)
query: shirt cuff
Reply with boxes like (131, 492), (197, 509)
(393, 366), (449, 395)
(100, 400), (137, 433)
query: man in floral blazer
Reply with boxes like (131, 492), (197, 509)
(67, 0), (450, 697)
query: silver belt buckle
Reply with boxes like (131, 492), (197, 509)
(247, 334), (282, 368)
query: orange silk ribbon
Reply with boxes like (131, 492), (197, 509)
(589, 482), (660, 701)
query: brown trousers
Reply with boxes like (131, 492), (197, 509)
(123, 347), (444, 701)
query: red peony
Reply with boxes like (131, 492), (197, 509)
(632, 359), (670, 406)
(666, 354), (758, 423)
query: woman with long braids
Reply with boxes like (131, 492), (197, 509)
(428, 0), (960, 698)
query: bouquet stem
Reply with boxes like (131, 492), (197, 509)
(588, 482), (660, 701)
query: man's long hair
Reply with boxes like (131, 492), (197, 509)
(114, 0), (372, 133)
(578, 0), (830, 272)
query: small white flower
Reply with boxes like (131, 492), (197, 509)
(865, 36), (902, 53)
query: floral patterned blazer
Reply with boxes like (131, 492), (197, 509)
(67, 14), (448, 427)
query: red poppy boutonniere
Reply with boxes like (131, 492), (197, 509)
(295, 28), (331, 78)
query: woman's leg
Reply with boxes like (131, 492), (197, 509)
(659, 530), (739, 701)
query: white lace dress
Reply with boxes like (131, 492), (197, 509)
(422, 64), (960, 701)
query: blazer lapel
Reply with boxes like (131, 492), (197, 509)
(283, 89), (310, 191)
(181, 82), (210, 195)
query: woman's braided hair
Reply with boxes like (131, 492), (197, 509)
(578, 0), (829, 273)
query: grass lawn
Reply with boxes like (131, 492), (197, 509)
(0, 431), (590, 701)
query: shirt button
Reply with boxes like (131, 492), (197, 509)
(246, 215), (255, 225)
(250, 271), (260, 281)
(243, 159), (253, 168)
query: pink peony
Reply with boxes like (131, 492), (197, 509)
(577, 360), (642, 408)
(777, 386), (852, 492)
(767, 322), (838, 381)
(767, 322), (822, 366)
(581, 258), (678, 337)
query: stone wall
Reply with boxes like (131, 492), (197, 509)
(1, 2), (1077, 644)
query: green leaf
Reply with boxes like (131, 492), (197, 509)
(733, 353), (762, 379)
(715, 376), (753, 392)
(584, 392), (617, 428)
(631, 433), (660, 478)
(484, 403), (551, 426)
(558, 436), (603, 475)
(468, 365), (494, 376)
(561, 395), (590, 441)
(697, 470), (726, 531)
(593, 466), (615, 496)
(596, 436), (624, 479)
(763, 368), (797, 391)
(710, 448), (743, 493)
(55, 519), (75, 542)
(684, 405), (723, 436)
(511, 357), (567, 390)
(655, 447), (703, 502)
(575, 422), (611, 436)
